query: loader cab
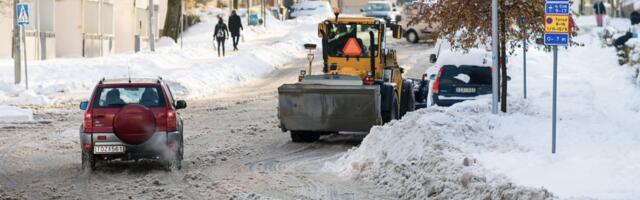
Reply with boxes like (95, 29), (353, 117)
(318, 17), (403, 81)
(319, 18), (383, 79)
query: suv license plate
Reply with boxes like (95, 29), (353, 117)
(94, 145), (125, 154)
(456, 87), (476, 93)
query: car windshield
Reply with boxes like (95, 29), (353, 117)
(368, 3), (391, 11)
(326, 23), (379, 57)
(439, 65), (492, 85)
(94, 87), (165, 108)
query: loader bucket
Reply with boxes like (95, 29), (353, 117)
(278, 84), (382, 133)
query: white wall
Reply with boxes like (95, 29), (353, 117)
(55, 0), (83, 57)
(0, 9), (13, 59)
(114, 0), (136, 53)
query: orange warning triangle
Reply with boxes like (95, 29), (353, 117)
(342, 37), (363, 57)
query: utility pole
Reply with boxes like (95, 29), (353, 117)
(148, 0), (155, 52)
(13, 0), (21, 84)
(491, 0), (499, 114)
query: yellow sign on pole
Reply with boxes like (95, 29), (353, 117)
(545, 15), (570, 33)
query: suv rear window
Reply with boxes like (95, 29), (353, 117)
(440, 65), (492, 85)
(93, 87), (165, 108)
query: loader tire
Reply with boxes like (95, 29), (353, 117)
(382, 93), (399, 123)
(400, 81), (416, 118)
(291, 131), (320, 143)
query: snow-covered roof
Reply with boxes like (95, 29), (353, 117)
(434, 48), (492, 68)
(291, 0), (334, 18)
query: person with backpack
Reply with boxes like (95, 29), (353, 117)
(214, 16), (229, 57)
(593, 0), (606, 27)
(228, 10), (243, 51)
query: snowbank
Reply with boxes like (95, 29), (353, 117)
(0, 10), (321, 106)
(326, 98), (552, 199)
(328, 16), (640, 199)
(0, 106), (33, 122)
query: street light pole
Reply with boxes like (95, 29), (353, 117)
(491, 0), (499, 114)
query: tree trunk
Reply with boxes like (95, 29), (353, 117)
(162, 0), (182, 41)
(500, 8), (508, 113)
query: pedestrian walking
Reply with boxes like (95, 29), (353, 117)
(228, 10), (243, 51)
(594, 0), (606, 27)
(214, 17), (229, 57)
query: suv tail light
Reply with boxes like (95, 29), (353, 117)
(432, 67), (444, 94)
(167, 109), (177, 132)
(83, 112), (93, 133)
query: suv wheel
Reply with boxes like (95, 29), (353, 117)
(291, 131), (320, 143)
(81, 148), (96, 171)
(164, 145), (182, 171)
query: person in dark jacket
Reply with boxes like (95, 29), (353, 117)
(593, 0), (606, 27)
(228, 10), (244, 51)
(214, 16), (229, 57)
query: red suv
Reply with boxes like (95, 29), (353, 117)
(79, 78), (186, 171)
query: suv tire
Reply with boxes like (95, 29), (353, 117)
(81, 148), (96, 171)
(164, 142), (183, 171)
(291, 131), (320, 143)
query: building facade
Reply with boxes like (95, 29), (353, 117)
(0, 0), (168, 60)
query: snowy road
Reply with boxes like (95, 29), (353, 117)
(0, 41), (432, 199)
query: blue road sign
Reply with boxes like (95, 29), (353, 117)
(16, 3), (29, 26)
(545, 3), (570, 15)
(544, 33), (569, 46)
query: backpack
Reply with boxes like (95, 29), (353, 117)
(215, 24), (225, 38)
(216, 29), (225, 38)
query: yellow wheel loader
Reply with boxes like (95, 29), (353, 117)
(278, 16), (416, 143)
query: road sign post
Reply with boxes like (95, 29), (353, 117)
(16, 2), (29, 90)
(544, 0), (569, 154)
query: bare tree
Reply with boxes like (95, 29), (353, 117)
(427, 0), (546, 50)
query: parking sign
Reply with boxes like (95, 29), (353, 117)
(544, 0), (569, 46)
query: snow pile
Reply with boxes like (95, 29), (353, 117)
(0, 10), (320, 106)
(328, 18), (640, 199)
(326, 99), (552, 199)
(0, 105), (33, 122)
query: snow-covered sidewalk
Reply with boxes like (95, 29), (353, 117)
(327, 18), (640, 199)
(0, 11), (320, 106)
